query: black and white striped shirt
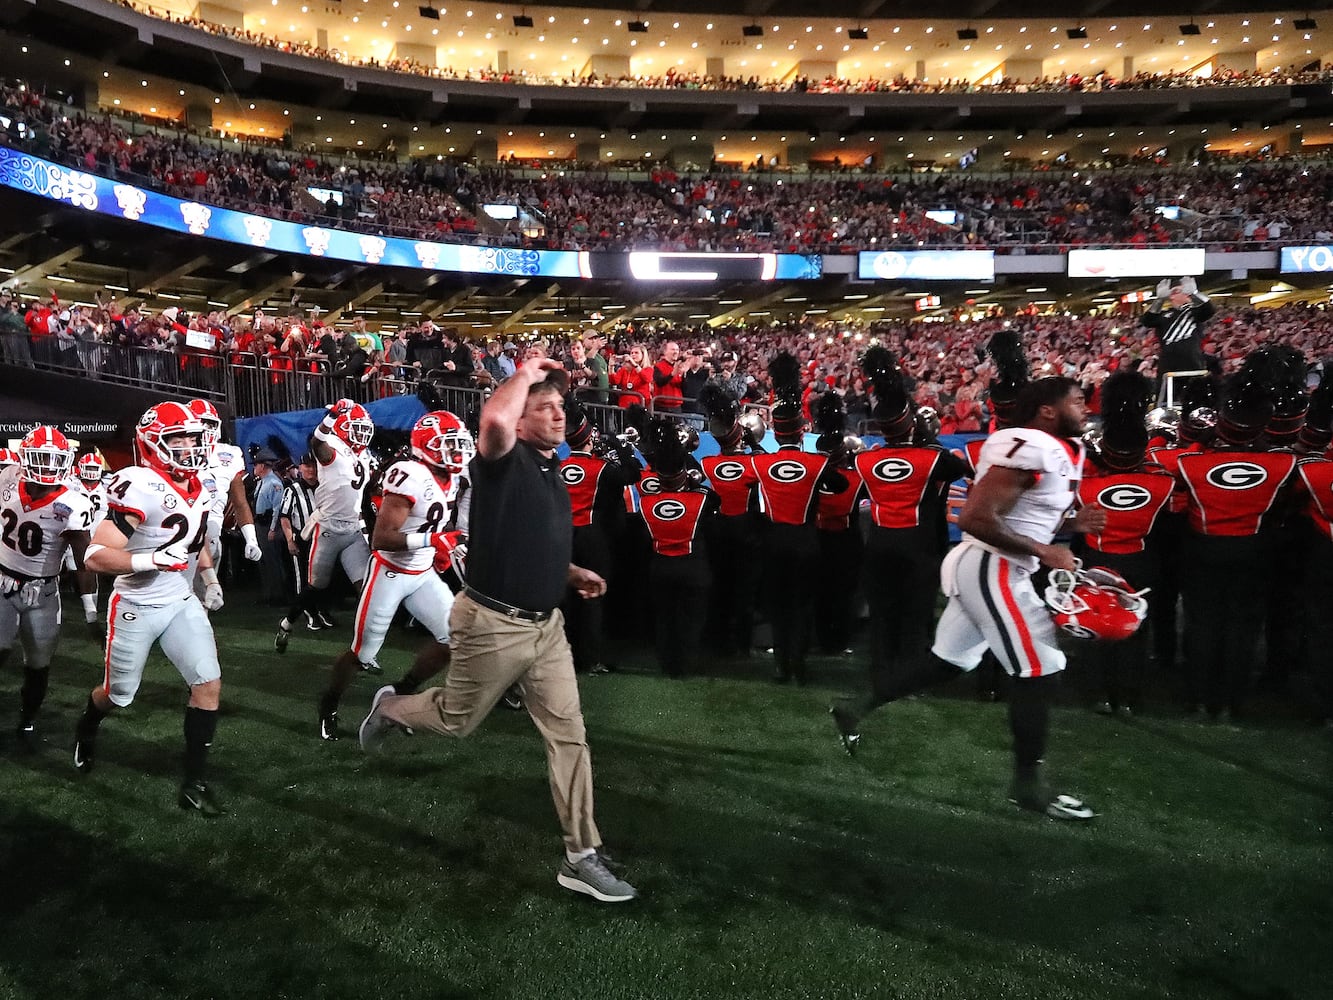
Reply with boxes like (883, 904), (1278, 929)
(279, 477), (317, 537)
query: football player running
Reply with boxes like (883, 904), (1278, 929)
(188, 399), (264, 573)
(0, 427), (95, 747)
(73, 402), (228, 816)
(68, 449), (110, 639)
(284, 399), (374, 668)
(320, 411), (471, 741)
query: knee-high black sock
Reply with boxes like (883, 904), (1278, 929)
(183, 706), (219, 785)
(19, 667), (49, 724)
(76, 694), (108, 739)
(1009, 675), (1058, 773)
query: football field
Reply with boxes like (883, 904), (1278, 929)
(1, 596), (1328, 1000)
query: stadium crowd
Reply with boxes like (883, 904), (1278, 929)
(6, 78), (1333, 253)
(116, 0), (1333, 97)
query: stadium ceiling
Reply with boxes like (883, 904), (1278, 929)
(3, 189), (1329, 336)
(517, 2), (1302, 17)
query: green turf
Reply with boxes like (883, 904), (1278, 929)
(1, 598), (1329, 1000)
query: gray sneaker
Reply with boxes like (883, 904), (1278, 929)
(557, 853), (638, 903)
(358, 686), (401, 752)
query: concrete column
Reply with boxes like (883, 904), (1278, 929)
(1001, 58), (1043, 83)
(316, 28), (328, 50)
(575, 141), (601, 163)
(184, 103), (213, 129)
(794, 60), (837, 81)
(1121, 56), (1134, 78)
(192, 3), (243, 29)
(785, 142), (812, 168)
(706, 57), (725, 78)
(496, 50), (509, 73)
(668, 142), (714, 170)
(392, 42), (438, 66)
(914, 59), (927, 81)
(586, 54), (631, 78)
(1214, 50), (1257, 74)
(471, 137), (498, 163)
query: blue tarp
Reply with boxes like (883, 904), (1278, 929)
(235, 396), (426, 464)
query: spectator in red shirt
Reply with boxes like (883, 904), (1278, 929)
(652, 341), (686, 412)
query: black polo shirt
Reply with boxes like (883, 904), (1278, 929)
(466, 440), (571, 613)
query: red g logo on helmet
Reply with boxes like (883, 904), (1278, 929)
(136, 402), (209, 477)
(769, 460), (807, 483)
(18, 426), (74, 485)
(1044, 566), (1148, 642)
(871, 457), (914, 483)
(561, 465), (586, 486)
(651, 498), (687, 521)
(1096, 484), (1152, 511)
(1205, 462), (1267, 490)
(410, 410), (473, 474)
(710, 461), (747, 482)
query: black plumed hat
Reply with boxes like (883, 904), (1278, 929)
(862, 346), (914, 442)
(645, 417), (688, 490)
(698, 381), (743, 451)
(813, 389), (846, 456)
(768, 351), (805, 439)
(1178, 374), (1220, 444)
(1097, 370), (1153, 472)
(564, 393), (594, 450)
(986, 328), (1029, 426)
(1266, 345), (1309, 444)
(1218, 353), (1276, 446)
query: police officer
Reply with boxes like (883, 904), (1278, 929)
(559, 395), (640, 674)
(698, 383), (763, 657)
(752, 352), (847, 684)
(1076, 371), (1174, 715)
(1175, 353), (1298, 721)
(639, 419), (718, 678)
(833, 349), (968, 746)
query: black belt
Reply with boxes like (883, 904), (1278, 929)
(463, 586), (552, 623)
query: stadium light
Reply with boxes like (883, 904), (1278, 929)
(418, 4), (439, 20)
(512, 14), (534, 28)
(957, 27), (978, 41)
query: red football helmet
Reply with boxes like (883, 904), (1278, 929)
(136, 402), (210, 477)
(411, 411), (475, 475)
(329, 400), (375, 452)
(188, 398), (222, 455)
(1044, 565), (1149, 641)
(0, 448), (19, 470)
(77, 449), (107, 485)
(18, 426), (74, 485)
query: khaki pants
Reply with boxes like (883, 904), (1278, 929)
(379, 592), (602, 853)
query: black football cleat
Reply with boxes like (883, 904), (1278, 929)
(178, 780), (226, 817)
(829, 705), (861, 757)
(73, 734), (95, 773)
(319, 710), (340, 741)
(15, 721), (38, 753)
(274, 625), (291, 654)
(500, 684), (524, 711)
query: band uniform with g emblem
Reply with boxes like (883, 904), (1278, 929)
(559, 394), (641, 674)
(638, 419), (719, 678)
(1173, 353), (1298, 721)
(810, 392), (865, 657)
(1074, 370), (1174, 716)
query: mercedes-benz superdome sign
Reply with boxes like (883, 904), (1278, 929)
(1066, 247), (1206, 278)
(858, 250), (995, 281)
(1281, 246), (1333, 273)
(0, 146), (821, 281)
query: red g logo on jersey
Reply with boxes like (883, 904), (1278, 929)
(710, 461), (747, 482)
(871, 457), (914, 483)
(769, 461), (807, 483)
(561, 465), (586, 486)
(651, 498), (687, 521)
(1096, 484), (1152, 511)
(1205, 462), (1267, 490)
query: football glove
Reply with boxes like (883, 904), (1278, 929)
(153, 546), (190, 572)
(431, 531), (465, 574)
(203, 583), (225, 611)
(0, 571), (19, 596)
(19, 579), (43, 609)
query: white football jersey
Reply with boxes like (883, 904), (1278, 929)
(315, 436), (370, 532)
(206, 443), (246, 529)
(104, 465), (216, 604)
(0, 465), (94, 578)
(76, 479), (109, 533)
(967, 428), (1083, 571)
(378, 460), (458, 572)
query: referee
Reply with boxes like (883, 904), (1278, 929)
(275, 454), (319, 653)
